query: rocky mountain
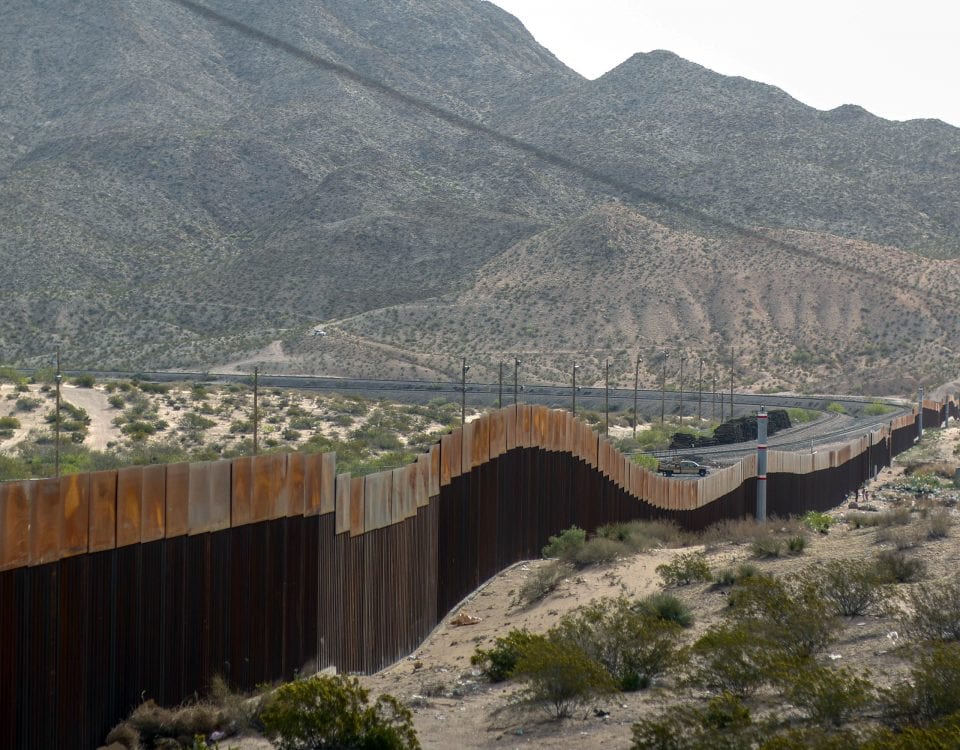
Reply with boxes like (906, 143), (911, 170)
(2, 0), (959, 394)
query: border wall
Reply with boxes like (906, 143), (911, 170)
(0, 400), (954, 749)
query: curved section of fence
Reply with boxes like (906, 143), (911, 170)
(0, 400), (954, 749)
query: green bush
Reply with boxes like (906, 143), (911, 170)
(803, 511), (834, 534)
(779, 662), (873, 727)
(884, 643), (960, 725)
(515, 560), (573, 605)
(542, 526), (586, 562)
(631, 692), (760, 750)
(712, 563), (760, 588)
(749, 534), (784, 558)
(727, 574), (836, 659)
(810, 559), (889, 617)
(14, 397), (41, 412)
(72, 374), (96, 388)
(873, 550), (926, 583)
(512, 636), (616, 719)
(864, 401), (895, 416)
(139, 382), (169, 394)
(260, 675), (419, 750)
(787, 535), (807, 554)
(552, 596), (683, 691)
(688, 624), (771, 698)
(636, 592), (693, 628)
(471, 629), (537, 683)
(657, 551), (712, 586)
(905, 576), (960, 642)
(573, 537), (628, 566)
(826, 402), (847, 414)
(0, 416), (20, 430)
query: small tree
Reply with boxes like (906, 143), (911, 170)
(260, 675), (420, 750)
(656, 551), (712, 586)
(512, 636), (615, 719)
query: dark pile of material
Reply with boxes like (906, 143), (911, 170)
(670, 409), (791, 449)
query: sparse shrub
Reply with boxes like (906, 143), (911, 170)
(749, 534), (783, 559)
(727, 574), (836, 659)
(657, 551), (712, 586)
(884, 642), (960, 725)
(688, 624), (771, 698)
(542, 526), (586, 562)
(873, 550), (926, 583)
(0, 416), (20, 430)
(877, 525), (924, 550)
(630, 691), (760, 749)
(826, 402), (847, 414)
(905, 576), (960, 642)
(139, 382), (169, 394)
(107, 393), (126, 409)
(123, 699), (221, 748)
(787, 535), (807, 554)
(636, 592), (693, 628)
(14, 397), (41, 412)
(574, 537), (627, 566)
(516, 560), (573, 605)
(923, 509), (952, 540)
(72, 374), (95, 388)
(260, 674), (420, 750)
(803, 511), (834, 534)
(553, 596), (683, 691)
(779, 662), (873, 727)
(713, 563), (760, 588)
(511, 636), (616, 718)
(810, 559), (889, 617)
(471, 629), (538, 683)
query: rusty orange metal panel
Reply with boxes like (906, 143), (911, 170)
(335, 473), (352, 534)
(532, 405), (548, 448)
(429, 444), (440, 497)
(489, 409), (506, 459)
(252, 453), (285, 522)
(140, 464), (166, 543)
(321, 452), (336, 515)
(440, 431), (461, 487)
(30, 478), (61, 565)
(303, 452), (323, 516)
(416, 454), (430, 508)
(188, 460), (231, 535)
(59, 473), (89, 558)
(165, 463), (189, 538)
(364, 471), (392, 531)
(287, 452), (307, 516)
(471, 414), (489, 468)
(88, 470), (117, 552)
(349, 476), (365, 536)
(0, 481), (32, 571)
(462, 420), (475, 471)
(561, 411), (573, 454)
(505, 407), (517, 451)
(406, 462), (419, 518)
(116, 466), (143, 548)
(231, 456), (255, 526)
(586, 427), (599, 468)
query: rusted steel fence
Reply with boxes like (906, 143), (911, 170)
(0, 400), (951, 749)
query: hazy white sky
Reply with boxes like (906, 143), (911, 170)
(489, 0), (960, 127)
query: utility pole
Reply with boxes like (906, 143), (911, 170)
(461, 358), (470, 427)
(660, 352), (669, 424)
(498, 361), (503, 409)
(698, 358), (704, 424)
(633, 353), (641, 439)
(712, 372), (718, 422)
(572, 363), (579, 416)
(604, 359), (610, 436)
(252, 366), (259, 456)
(729, 348), (736, 420)
(54, 345), (61, 478)
(678, 352), (685, 425)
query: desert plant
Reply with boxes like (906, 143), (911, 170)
(884, 642), (960, 725)
(778, 662), (873, 727)
(712, 563), (760, 588)
(511, 636), (616, 719)
(873, 550), (926, 583)
(688, 624), (772, 698)
(905, 576), (960, 642)
(636, 592), (693, 628)
(471, 629), (538, 683)
(541, 525), (586, 562)
(515, 560), (573, 605)
(552, 596), (683, 691)
(810, 559), (889, 617)
(922, 509), (952, 540)
(727, 573), (837, 659)
(657, 551), (712, 586)
(573, 537), (628, 566)
(630, 691), (761, 750)
(749, 534), (784, 559)
(786, 535), (807, 554)
(803, 511), (834, 534)
(260, 674), (419, 750)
